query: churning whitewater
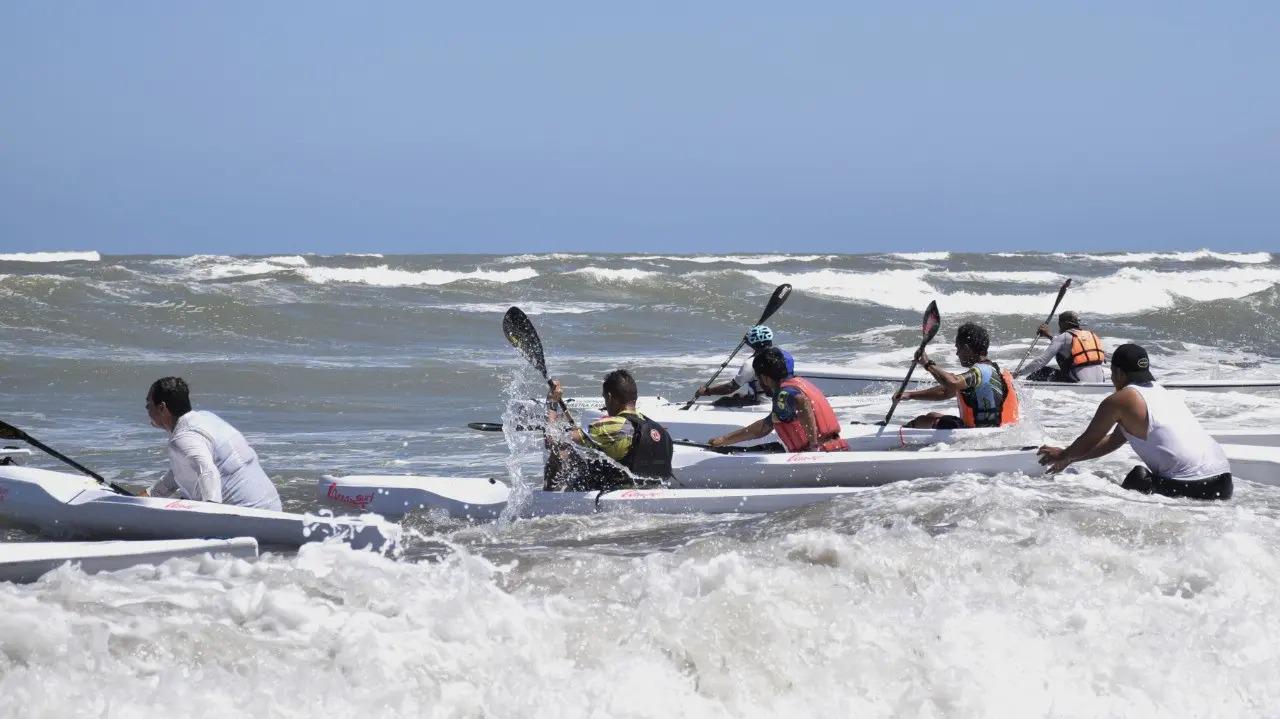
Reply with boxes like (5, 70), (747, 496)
(3, 251), (1280, 717)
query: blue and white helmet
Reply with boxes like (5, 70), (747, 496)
(746, 325), (774, 348)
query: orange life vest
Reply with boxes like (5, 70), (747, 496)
(773, 377), (848, 452)
(956, 362), (1021, 428)
(1067, 329), (1105, 368)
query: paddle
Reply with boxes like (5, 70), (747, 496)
(880, 301), (942, 427)
(1013, 278), (1073, 376)
(682, 283), (793, 410)
(467, 421), (544, 432)
(0, 420), (133, 495)
(503, 306), (575, 427)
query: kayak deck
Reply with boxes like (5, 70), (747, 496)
(0, 537), (259, 584)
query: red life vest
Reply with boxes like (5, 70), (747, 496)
(956, 362), (1021, 428)
(773, 377), (849, 452)
(1068, 329), (1105, 368)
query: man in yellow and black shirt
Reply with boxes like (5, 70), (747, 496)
(545, 369), (674, 491)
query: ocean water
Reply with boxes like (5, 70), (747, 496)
(2, 250), (1280, 717)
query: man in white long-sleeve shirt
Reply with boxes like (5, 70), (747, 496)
(144, 377), (282, 511)
(1016, 310), (1108, 383)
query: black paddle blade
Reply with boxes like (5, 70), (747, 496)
(921, 300), (941, 343)
(0, 420), (26, 441)
(502, 306), (548, 377)
(1051, 279), (1072, 317)
(757, 283), (793, 325)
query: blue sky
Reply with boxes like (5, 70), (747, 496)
(2, 3), (1277, 255)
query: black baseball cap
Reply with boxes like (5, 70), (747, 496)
(1111, 343), (1154, 384)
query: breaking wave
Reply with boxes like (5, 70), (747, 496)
(300, 265), (539, 287)
(0, 251), (101, 263)
(890, 252), (951, 261)
(566, 267), (663, 283)
(745, 266), (1280, 316)
(620, 254), (837, 265)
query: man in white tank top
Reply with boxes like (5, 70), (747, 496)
(143, 377), (282, 511)
(1037, 344), (1232, 500)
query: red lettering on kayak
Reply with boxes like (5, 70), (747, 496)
(785, 453), (821, 463)
(327, 483), (373, 509)
(164, 500), (196, 510)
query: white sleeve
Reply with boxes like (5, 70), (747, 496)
(169, 431), (224, 503)
(149, 469), (181, 498)
(732, 359), (754, 389)
(1020, 333), (1069, 377)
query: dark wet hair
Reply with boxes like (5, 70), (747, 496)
(955, 322), (990, 355)
(602, 369), (638, 403)
(751, 347), (791, 382)
(1058, 311), (1081, 330)
(148, 376), (192, 417)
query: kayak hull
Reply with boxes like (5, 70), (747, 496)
(318, 475), (868, 520)
(583, 401), (1280, 450)
(1221, 444), (1280, 487)
(0, 537), (259, 584)
(0, 466), (398, 551)
(793, 364), (1280, 396)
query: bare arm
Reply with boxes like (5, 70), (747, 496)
(698, 379), (740, 397)
(708, 416), (773, 447)
(1038, 392), (1136, 473)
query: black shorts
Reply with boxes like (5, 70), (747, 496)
(1121, 466), (1233, 500)
(932, 415), (966, 430)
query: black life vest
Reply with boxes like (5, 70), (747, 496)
(558, 412), (674, 492)
(618, 413), (674, 480)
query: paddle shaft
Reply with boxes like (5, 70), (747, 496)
(0, 421), (132, 495)
(1013, 279), (1072, 376)
(682, 284), (792, 410)
(682, 337), (748, 410)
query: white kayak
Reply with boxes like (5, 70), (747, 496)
(582, 401), (1280, 450)
(0, 448), (32, 463)
(0, 537), (259, 584)
(1221, 444), (1280, 487)
(793, 363), (1280, 396)
(319, 475), (868, 520)
(580, 401), (1010, 449)
(0, 465), (399, 551)
(667, 445), (1043, 488)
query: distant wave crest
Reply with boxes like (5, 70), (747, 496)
(746, 266), (1280, 316)
(0, 251), (101, 263)
(301, 265), (538, 287)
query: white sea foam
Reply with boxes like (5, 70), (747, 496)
(301, 265), (538, 287)
(890, 251), (951, 261)
(497, 253), (593, 264)
(151, 254), (310, 280)
(746, 266), (1280, 316)
(620, 254), (837, 265)
(996, 250), (1270, 264)
(436, 302), (620, 315)
(943, 271), (1067, 283)
(0, 251), (100, 263)
(566, 267), (663, 283)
